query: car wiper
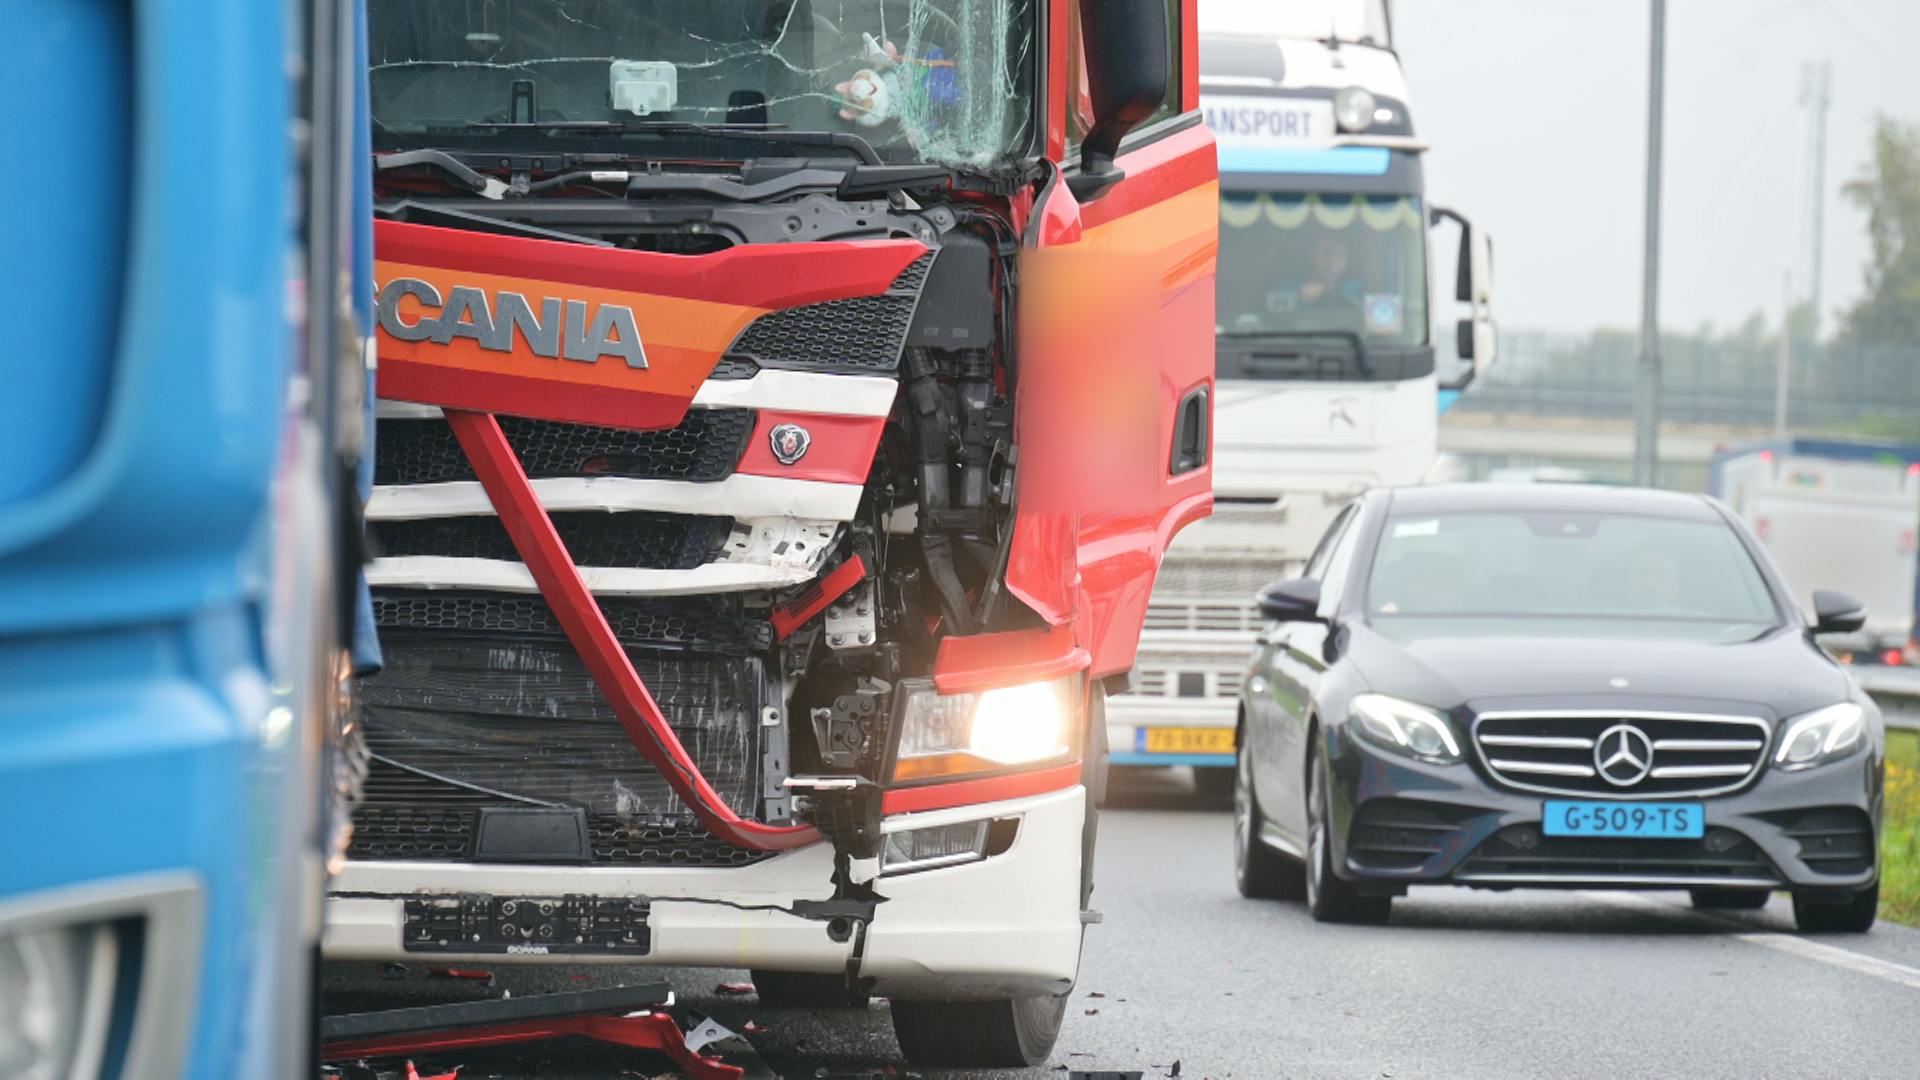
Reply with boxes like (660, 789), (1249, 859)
(463, 120), (883, 166)
(374, 149), (509, 200)
(1218, 329), (1373, 374)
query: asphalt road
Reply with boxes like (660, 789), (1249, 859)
(324, 767), (1920, 1078)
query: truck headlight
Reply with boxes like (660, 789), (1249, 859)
(0, 923), (119, 1080)
(890, 677), (1082, 784)
(1349, 693), (1461, 764)
(1334, 86), (1377, 132)
(1774, 702), (1866, 771)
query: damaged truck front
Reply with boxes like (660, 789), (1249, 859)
(325, 0), (1216, 1065)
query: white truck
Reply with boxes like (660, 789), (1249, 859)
(1713, 439), (1920, 664)
(1107, 0), (1495, 786)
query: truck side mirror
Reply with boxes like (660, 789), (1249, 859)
(1068, 0), (1170, 203)
(1256, 578), (1323, 624)
(1431, 205), (1496, 390)
(1811, 589), (1868, 635)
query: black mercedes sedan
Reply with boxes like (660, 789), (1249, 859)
(1233, 483), (1885, 932)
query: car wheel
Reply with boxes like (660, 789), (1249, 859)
(890, 993), (1067, 1067)
(1792, 881), (1878, 934)
(1305, 738), (1391, 926)
(749, 969), (872, 1008)
(1689, 888), (1771, 911)
(1234, 736), (1305, 899)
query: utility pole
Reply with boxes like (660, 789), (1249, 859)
(1633, 0), (1666, 487)
(1775, 271), (1792, 435)
(1799, 60), (1832, 339)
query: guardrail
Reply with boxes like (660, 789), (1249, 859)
(1861, 668), (1920, 733)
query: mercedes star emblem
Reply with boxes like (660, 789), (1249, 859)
(1594, 724), (1655, 787)
(769, 422), (812, 466)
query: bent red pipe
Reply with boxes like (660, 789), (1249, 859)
(446, 409), (822, 852)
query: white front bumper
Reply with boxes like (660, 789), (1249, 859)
(325, 785), (1086, 1000)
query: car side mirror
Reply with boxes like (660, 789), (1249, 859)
(1067, 0), (1170, 204)
(1257, 578), (1323, 624)
(1811, 589), (1867, 635)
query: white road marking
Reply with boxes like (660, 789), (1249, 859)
(1584, 890), (1920, 993)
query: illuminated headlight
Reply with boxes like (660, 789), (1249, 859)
(1774, 702), (1866, 771)
(1349, 693), (1461, 763)
(1334, 86), (1377, 132)
(891, 677), (1081, 783)
(0, 923), (120, 1080)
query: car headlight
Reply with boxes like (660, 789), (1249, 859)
(0, 923), (120, 1080)
(1334, 86), (1377, 132)
(1773, 702), (1866, 771)
(890, 677), (1081, 784)
(1348, 693), (1461, 763)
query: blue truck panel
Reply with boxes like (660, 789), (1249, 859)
(0, 0), (362, 1073)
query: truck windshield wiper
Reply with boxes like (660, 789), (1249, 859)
(463, 119), (883, 166)
(374, 148), (509, 200)
(1219, 329), (1371, 370)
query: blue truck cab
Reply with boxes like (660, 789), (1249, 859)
(0, 1), (371, 1074)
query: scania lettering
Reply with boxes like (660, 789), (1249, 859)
(1108, 0), (1496, 791)
(377, 277), (649, 366)
(324, 0), (1218, 1067)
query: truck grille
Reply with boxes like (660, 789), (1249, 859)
(355, 635), (764, 833)
(374, 409), (755, 487)
(1471, 710), (1770, 798)
(1150, 558), (1299, 598)
(1131, 666), (1245, 699)
(1144, 600), (1264, 635)
(1455, 823), (1781, 885)
(371, 589), (772, 652)
(723, 253), (932, 373)
(371, 512), (731, 570)
(347, 758), (774, 868)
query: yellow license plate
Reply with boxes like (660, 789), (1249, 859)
(1141, 727), (1236, 754)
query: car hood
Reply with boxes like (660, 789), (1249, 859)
(1344, 622), (1853, 721)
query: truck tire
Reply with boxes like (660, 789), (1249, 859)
(749, 969), (871, 1008)
(1234, 737), (1304, 899)
(1793, 882), (1878, 933)
(1195, 763), (1237, 804)
(890, 993), (1067, 1067)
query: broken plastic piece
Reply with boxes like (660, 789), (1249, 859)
(716, 981), (756, 996)
(429, 967), (495, 983)
(769, 556), (868, 640)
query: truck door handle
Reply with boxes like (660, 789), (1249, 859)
(1169, 383), (1210, 476)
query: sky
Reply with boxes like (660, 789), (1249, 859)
(1393, 0), (1920, 337)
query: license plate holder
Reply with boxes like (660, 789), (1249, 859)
(1542, 800), (1704, 839)
(1139, 727), (1236, 755)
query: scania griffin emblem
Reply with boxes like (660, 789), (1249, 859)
(769, 423), (812, 466)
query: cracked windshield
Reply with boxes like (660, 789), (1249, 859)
(368, 0), (1034, 165)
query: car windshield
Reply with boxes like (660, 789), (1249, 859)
(1215, 189), (1429, 352)
(367, 0), (1036, 167)
(1364, 509), (1782, 636)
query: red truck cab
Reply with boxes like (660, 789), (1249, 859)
(326, 0), (1215, 1065)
